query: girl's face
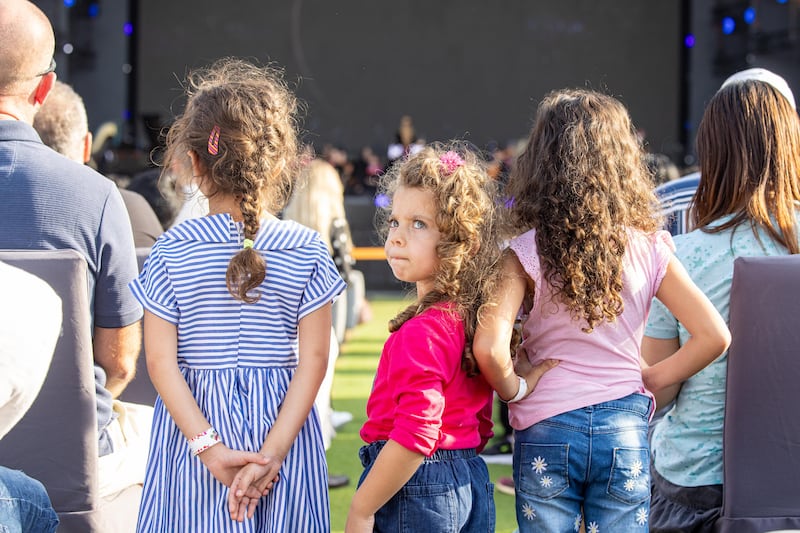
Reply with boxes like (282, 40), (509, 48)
(385, 186), (441, 297)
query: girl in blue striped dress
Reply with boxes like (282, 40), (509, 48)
(129, 58), (345, 532)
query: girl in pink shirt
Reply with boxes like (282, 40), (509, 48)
(345, 144), (553, 533)
(473, 89), (730, 533)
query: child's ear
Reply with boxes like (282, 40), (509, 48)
(82, 131), (93, 164)
(187, 150), (205, 177)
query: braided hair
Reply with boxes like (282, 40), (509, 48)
(162, 58), (301, 303)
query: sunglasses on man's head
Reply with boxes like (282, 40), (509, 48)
(37, 57), (56, 77)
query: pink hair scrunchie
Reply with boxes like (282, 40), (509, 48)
(439, 151), (464, 175)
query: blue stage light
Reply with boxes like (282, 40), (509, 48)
(722, 16), (736, 35)
(744, 7), (756, 24)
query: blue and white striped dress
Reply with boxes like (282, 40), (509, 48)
(129, 214), (345, 533)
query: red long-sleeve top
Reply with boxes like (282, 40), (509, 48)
(360, 304), (494, 456)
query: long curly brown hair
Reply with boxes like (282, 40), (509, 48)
(162, 58), (302, 303)
(377, 143), (504, 376)
(504, 88), (661, 332)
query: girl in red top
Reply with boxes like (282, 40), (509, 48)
(345, 144), (553, 533)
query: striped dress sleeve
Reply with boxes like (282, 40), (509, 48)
(298, 235), (347, 320)
(128, 243), (179, 324)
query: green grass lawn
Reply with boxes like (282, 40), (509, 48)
(326, 295), (518, 533)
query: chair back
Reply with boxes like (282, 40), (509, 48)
(118, 247), (157, 405)
(0, 250), (98, 515)
(718, 255), (800, 532)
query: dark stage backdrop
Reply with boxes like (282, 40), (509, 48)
(137, 1), (683, 159)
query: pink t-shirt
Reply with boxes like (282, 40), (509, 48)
(508, 228), (674, 430)
(360, 304), (494, 456)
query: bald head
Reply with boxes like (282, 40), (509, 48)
(33, 80), (89, 163)
(0, 0), (55, 91)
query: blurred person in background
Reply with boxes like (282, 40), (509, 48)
(33, 80), (163, 248)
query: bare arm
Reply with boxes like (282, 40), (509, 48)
(473, 253), (527, 399)
(144, 311), (267, 487)
(641, 336), (682, 409)
(473, 252), (557, 400)
(93, 321), (141, 398)
(345, 440), (425, 533)
(144, 311), (207, 439)
(642, 256), (731, 394)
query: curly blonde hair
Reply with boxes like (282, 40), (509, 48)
(162, 58), (301, 303)
(377, 143), (503, 376)
(505, 88), (661, 332)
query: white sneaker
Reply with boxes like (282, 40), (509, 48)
(480, 437), (513, 465)
(481, 453), (513, 465)
(495, 476), (516, 495)
(331, 410), (353, 429)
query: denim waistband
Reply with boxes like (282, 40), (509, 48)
(359, 440), (477, 467)
(580, 392), (653, 418)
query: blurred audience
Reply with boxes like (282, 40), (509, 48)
(127, 166), (183, 230)
(645, 152), (681, 186)
(387, 114), (424, 163)
(33, 80), (163, 247)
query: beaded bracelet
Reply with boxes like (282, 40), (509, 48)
(188, 427), (221, 456)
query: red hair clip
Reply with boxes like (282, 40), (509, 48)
(207, 124), (220, 155)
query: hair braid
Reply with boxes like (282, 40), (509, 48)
(162, 58), (301, 304)
(225, 191), (266, 303)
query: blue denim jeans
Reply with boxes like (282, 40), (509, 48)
(358, 441), (495, 532)
(0, 466), (58, 533)
(513, 393), (652, 533)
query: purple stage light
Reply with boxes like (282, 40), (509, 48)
(374, 194), (390, 208)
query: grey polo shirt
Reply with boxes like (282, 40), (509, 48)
(0, 120), (143, 455)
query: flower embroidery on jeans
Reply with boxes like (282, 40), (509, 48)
(573, 514), (582, 531)
(636, 508), (648, 526)
(624, 479), (636, 492)
(630, 459), (643, 478)
(586, 521), (600, 533)
(531, 456), (548, 474)
(521, 502), (536, 520)
(539, 475), (553, 488)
